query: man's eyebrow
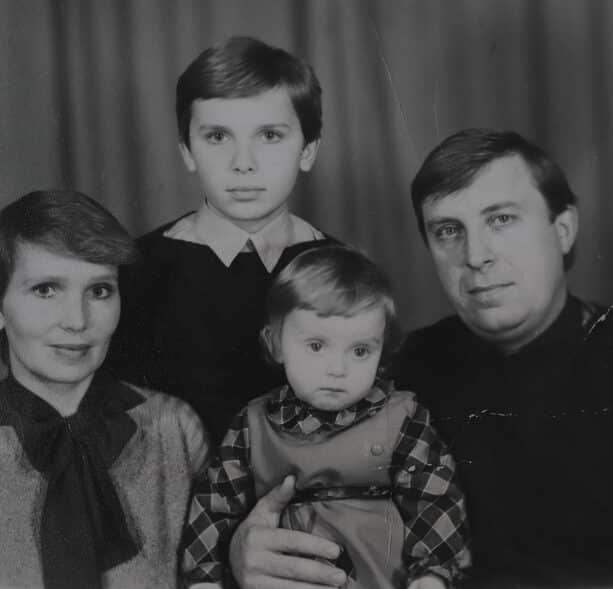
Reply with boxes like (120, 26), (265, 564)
(425, 216), (461, 231)
(480, 201), (521, 215)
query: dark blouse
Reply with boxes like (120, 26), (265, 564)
(107, 219), (336, 443)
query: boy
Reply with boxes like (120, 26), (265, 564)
(108, 37), (336, 443)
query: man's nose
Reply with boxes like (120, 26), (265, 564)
(464, 229), (495, 270)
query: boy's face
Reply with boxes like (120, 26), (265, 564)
(274, 307), (385, 412)
(180, 87), (319, 233)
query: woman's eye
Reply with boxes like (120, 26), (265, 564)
(308, 341), (323, 352)
(32, 283), (56, 298)
(90, 284), (115, 299)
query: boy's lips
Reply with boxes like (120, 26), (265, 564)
(226, 187), (266, 200)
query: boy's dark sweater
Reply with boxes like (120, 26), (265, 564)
(107, 220), (336, 443)
(392, 296), (613, 588)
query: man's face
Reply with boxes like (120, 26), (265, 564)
(180, 87), (319, 233)
(422, 155), (577, 352)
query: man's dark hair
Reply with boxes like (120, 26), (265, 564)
(411, 128), (578, 240)
(176, 36), (322, 149)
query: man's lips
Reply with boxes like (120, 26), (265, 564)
(467, 282), (514, 295)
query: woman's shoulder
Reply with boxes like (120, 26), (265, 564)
(123, 383), (210, 469)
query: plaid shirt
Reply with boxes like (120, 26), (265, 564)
(182, 381), (470, 586)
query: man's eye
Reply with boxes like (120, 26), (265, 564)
(32, 283), (56, 298)
(435, 225), (461, 240)
(353, 346), (370, 359)
(307, 341), (323, 352)
(205, 131), (228, 144)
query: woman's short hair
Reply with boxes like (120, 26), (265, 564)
(176, 36), (322, 148)
(0, 190), (138, 299)
(264, 245), (401, 368)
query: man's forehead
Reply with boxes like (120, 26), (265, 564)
(423, 155), (544, 219)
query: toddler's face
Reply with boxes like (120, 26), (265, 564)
(277, 307), (385, 411)
(180, 87), (319, 233)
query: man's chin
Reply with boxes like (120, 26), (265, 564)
(463, 309), (528, 346)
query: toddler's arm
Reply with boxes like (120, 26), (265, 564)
(182, 407), (255, 585)
(391, 399), (471, 587)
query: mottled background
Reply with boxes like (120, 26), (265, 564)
(2, 0), (612, 329)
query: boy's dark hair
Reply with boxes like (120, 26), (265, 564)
(176, 36), (322, 148)
(0, 190), (138, 300)
(263, 245), (401, 369)
(411, 128), (578, 240)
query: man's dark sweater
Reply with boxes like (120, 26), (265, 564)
(392, 296), (613, 588)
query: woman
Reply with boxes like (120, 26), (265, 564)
(0, 190), (209, 589)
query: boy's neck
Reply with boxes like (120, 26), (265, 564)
(203, 201), (289, 234)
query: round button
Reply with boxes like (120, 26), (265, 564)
(370, 443), (384, 456)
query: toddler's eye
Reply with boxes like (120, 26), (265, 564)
(353, 346), (370, 359)
(308, 341), (323, 352)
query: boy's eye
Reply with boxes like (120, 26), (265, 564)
(261, 129), (283, 143)
(32, 283), (57, 298)
(89, 283), (116, 300)
(490, 213), (515, 228)
(205, 130), (229, 144)
(307, 341), (323, 352)
(353, 346), (370, 359)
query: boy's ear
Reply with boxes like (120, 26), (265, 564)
(178, 142), (197, 173)
(299, 139), (320, 172)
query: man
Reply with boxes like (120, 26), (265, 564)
(227, 129), (613, 588)
(392, 128), (613, 588)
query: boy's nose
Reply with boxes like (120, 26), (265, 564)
(231, 143), (257, 173)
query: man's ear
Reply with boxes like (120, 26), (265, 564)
(299, 139), (320, 172)
(178, 142), (197, 173)
(554, 205), (578, 255)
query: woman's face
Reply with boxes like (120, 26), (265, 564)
(0, 242), (120, 398)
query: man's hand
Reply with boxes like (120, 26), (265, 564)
(229, 475), (348, 589)
(407, 575), (446, 589)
